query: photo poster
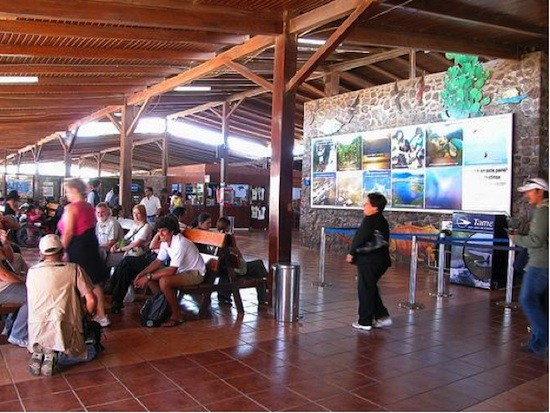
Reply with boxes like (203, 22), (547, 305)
(6, 175), (34, 199)
(310, 113), (513, 214)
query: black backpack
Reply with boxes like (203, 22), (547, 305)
(140, 292), (171, 327)
(84, 319), (104, 352)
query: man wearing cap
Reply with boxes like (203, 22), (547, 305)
(26, 234), (98, 376)
(509, 177), (548, 358)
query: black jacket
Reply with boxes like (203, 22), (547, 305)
(349, 212), (391, 266)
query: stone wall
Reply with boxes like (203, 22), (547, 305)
(301, 52), (547, 254)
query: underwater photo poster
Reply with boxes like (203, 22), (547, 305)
(310, 113), (512, 214)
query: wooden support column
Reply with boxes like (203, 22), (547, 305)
(324, 72), (340, 96)
(119, 101), (135, 218)
(269, 18), (297, 273)
(4, 149), (7, 174)
(60, 130), (76, 180)
(219, 101), (230, 219)
(31, 144), (43, 182)
(161, 126), (168, 176)
(16, 153), (21, 174)
(96, 153), (102, 177)
(409, 49), (416, 79)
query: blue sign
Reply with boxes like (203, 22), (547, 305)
(452, 213), (495, 232)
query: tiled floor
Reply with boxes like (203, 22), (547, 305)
(0, 230), (547, 411)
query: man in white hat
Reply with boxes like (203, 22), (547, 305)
(26, 234), (98, 376)
(509, 177), (548, 358)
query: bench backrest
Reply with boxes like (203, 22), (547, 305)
(183, 228), (237, 283)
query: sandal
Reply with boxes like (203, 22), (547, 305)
(161, 319), (185, 328)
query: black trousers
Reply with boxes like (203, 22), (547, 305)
(218, 260), (268, 303)
(357, 260), (389, 326)
(111, 254), (156, 305)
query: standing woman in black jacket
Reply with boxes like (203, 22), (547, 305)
(346, 192), (392, 331)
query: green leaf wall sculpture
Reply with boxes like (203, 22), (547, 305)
(440, 53), (491, 119)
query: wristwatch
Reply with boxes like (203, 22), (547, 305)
(146, 273), (153, 281)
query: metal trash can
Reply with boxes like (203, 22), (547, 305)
(271, 263), (301, 322)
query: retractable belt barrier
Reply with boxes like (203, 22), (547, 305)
(316, 227), (523, 310)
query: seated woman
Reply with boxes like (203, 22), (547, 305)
(26, 234), (98, 376)
(108, 205), (153, 313)
(0, 226), (28, 347)
(216, 217), (268, 305)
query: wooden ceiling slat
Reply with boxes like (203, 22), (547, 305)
(0, 19), (249, 45)
(0, 0), (282, 35)
(0, 44), (215, 62)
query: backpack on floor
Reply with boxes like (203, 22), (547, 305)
(84, 319), (104, 352)
(140, 292), (171, 328)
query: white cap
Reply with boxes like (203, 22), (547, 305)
(39, 234), (63, 255)
(518, 177), (548, 192)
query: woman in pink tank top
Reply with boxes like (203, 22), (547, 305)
(59, 178), (110, 327)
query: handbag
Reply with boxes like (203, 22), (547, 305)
(355, 230), (388, 254)
(125, 246), (145, 257)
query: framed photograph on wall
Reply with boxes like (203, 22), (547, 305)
(310, 113), (513, 214)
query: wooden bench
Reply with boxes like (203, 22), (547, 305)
(179, 228), (267, 318)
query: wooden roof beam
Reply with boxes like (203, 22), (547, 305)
(69, 105), (121, 131)
(0, 45), (215, 62)
(367, 64), (401, 81)
(288, 0), (376, 92)
(0, 19), (249, 45)
(380, 0), (547, 39)
(0, 64), (183, 76)
(0, 97), (125, 109)
(224, 61), (273, 92)
(0, 0), (282, 35)
(348, 26), (519, 59)
(128, 35), (274, 106)
(328, 48), (410, 72)
(0, 85), (148, 94)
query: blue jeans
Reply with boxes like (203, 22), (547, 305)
(57, 344), (97, 367)
(519, 266), (548, 355)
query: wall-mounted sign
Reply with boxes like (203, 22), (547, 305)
(310, 113), (513, 215)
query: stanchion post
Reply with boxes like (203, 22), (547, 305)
(496, 238), (518, 309)
(430, 233), (452, 298)
(399, 235), (424, 310)
(313, 226), (332, 287)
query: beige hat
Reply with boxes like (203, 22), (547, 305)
(39, 234), (63, 255)
(518, 177), (549, 192)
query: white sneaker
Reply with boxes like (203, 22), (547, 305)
(93, 316), (111, 328)
(8, 336), (28, 348)
(352, 322), (372, 331)
(373, 317), (393, 328)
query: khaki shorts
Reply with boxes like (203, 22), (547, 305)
(172, 269), (204, 287)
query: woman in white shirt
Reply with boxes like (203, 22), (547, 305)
(110, 204), (152, 256)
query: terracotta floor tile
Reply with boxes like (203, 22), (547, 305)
(16, 375), (70, 399)
(204, 359), (256, 379)
(109, 361), (158, 381)
(149, 355), (198, 373)
(224, 372), (273, 394)
(21, 391), (83, 412)
(64, 368), (117, 390)
(316, 392), (383, 411)
(204, 394), (268, 411)
(11, 232), (547, 411)
(247, 386), (311, 411)
(123, 371), (178, 397)
(0, 400), (24, 412)
(74, 382), (133, 407)
(165, 365), (219, 387)
(281, 402), (329, 411)
(87, 399), (147, 411)
(287, 378), (345, 401)
(138, 389), (203, 411)
(187, 350), (233, 366)
(0, 383), (18, 402)
(184, 379), (242, 404)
